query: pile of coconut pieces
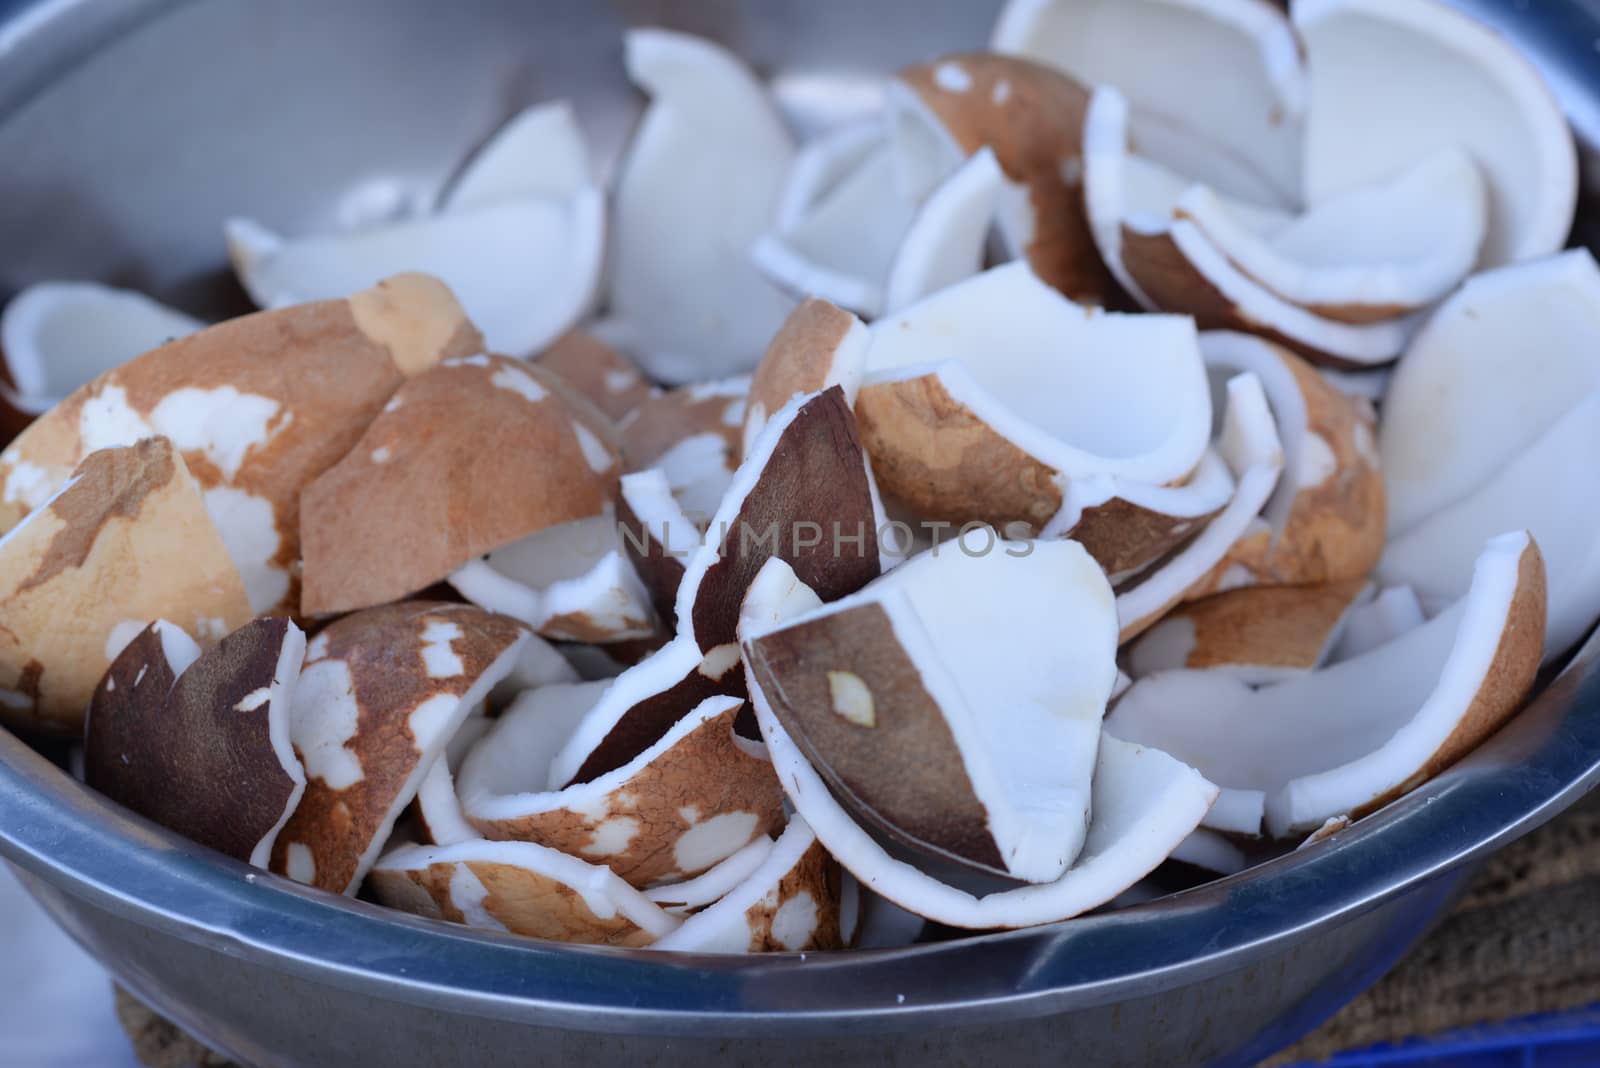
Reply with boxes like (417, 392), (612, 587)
(0, 0), (1593, 946)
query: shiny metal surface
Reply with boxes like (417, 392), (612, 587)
(0, 1), (1597, 1065)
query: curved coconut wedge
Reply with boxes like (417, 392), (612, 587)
(1115, 373), (1285, 642)
(0, 438), (251, 735)
(1383, 250), (1600, 537)
(1126, 578), (1369, 685)
(535, 330), (652, 425)
(648, 817), (842, 953)
(644, 836), (775, 913)
(439, 100), (593, 212)
(1330, 586), (1425, 665)
(609, 29), (796, 384)
(300, 355), (619, 616)
(86, 617), (306, 867)
(621, 376), (748, 524)
(460, 689), (783, 888)
(368, 838), (679, 947)
(891, 54), (1114, 304)
(1202, 331), (1384, 586)
(0, 273), (480, 614)
(776, 120), (884, 231)
(1109, 531), (1545, 838)
(270, 603), (530, 895)
(992, 0), (1305, 205)
(1169, 828), (1247, 877)
(412, 716), (493, 847)
(0, 282), (202, 416)
(742, 299), (869, 459)
(742, 538), (1119, 884)
(882, 148), (1005, 316)
(1295, 0), (1577, 267)
(857, 262), (1211, 531)
(617, 469), (698, 629)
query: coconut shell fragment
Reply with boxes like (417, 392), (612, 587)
(535, 330), (653, 424)
(86, 617), (307, 868)
(0, 437), (251, 735)
(742, 299), (869, 460)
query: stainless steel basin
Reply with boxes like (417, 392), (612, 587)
(1, 2), (1598, 1065)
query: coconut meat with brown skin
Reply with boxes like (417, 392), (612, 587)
(535, 330), (652, 425)
(743, 538), (1118, 884)
(644, 835), (776, 913)
(742, 299), (870, 460)
(438, 99), (593, 212)
(369, 838), (680, 946)
(617, 468), (698, 629)
(609, 29), (796, 383)
(1295, 0), (1577, 266)
(413, 715), (494, 847)
(1108, 531), (1545, 837)
(0, 283), (202, 416)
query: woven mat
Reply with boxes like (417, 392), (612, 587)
(114, 787), (1600, 1068)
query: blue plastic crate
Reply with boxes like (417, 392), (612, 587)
(1285, 1004), (1600, 1067)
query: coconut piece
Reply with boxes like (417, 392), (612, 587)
(1169, 828), (1246, 877)
(891, 53), (1115, 304)
(1126, 579), (1369, 684)
(882, 147), (1004, 316)
(1201, 331), (1384, 586)
(0, 274), (479, 613)
(644, 836), (776, 913)
(1298, 815), (1351, 850)
(1182, 517), (1273, 602)
(742, 299), (870, 459)
(992, 0), (1306, 205)
(856, 262), (1211, 531)
(369, 838), (679, 946)
(270, 602), (529, 894)
(0, 438), (251, 735)
(743, 537), (1118, 883)
(1319, 366), (1391, 404)
(459, 690), (783, 888)
(1296, 0), (1577, 266)
(1330, 586), (1425, 665)
(620, 377), (747, 523)
(775, 120), (885, 231)
(86, 617), (306, 867)
(440, 100), (592, 212)
(1108, 531), (1545, 837)
(617, 469), (698, 629)
(299, 355), (618, 616)
(1115, 373), (1285, 642)
(647, 817), (842, 953)
(0, 282), (203, 416)
(535, 330), (652, 425)
(609, 29), (796, 383)
(412, 715), (493, 847)
(1382, 250), (1600, 537)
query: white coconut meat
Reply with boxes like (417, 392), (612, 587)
(992, 0), (1307, 205)
(0, 283), (203, 415)
(1109, 531), (1546, 838)
(1328, 586), (1426, 665)
(413, 716), (493, 847)
(1382, 250), (1600, 536)
(609, 29), (796, 383)
(1169, 828), (1247, 876)
(440, 99), (593, 212)
(645, 836), (776, 912)
(881, 148), (1004, 316)
(775, 120), (884, 230)
(741, 541), (1119, 884)
(1295, 0), (1577, 266)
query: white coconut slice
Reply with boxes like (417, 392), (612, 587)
(644, 836), (776, 913)
(1115, 372), (1285, 642)
(412, 715), (494, 847)
(369, 838), (679, 946)
(992, 0), (1306, 205)
(0, 438), (251, 735)
(1168, 828), (1247, 876)
(742, 298), (869, 460)
(856, 261), (1211, 530)
(1382, 250), (1600, 537)
(0, 282), (203, 415)
(459, 689), (783, 888)
(440, 99), (592, 212)
(882, 148), (1004, 316)
(270, 603), (529, 894)
(1108, 531), (1545, 837)
(742, 539), (1119, 884)
(775, 120), (885, 230)
(647, 817), (842, 953)
(1329, 586), (1426, 665)
(850, 885), (928, 948)
(1295, 0), (1578, 266)
(1126, 578), (1369, 684)
(617, 468), (700, 629)
(609, 29), (796, 383)
(535, 330), (653, 425)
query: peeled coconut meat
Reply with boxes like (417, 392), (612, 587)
(1295, 0), (1578, 267)
(438, 99), (593, 213)
(0, 438), (251, 735)
(1201, 331), (1385, 586)
(856, 261), (1211, 531)
(299, 355), (619, 616)
(648, 817), (842, 952)
(890, 54), (1115, 305)
(459, 688), (783, 888)
(369, 838), (679, 946)
(0, 282), (202, 416)
(535, 330), (653, 425)
(620, 376), (747, 524)
(1382, 250), (1600, 537)
(644, 835), (775, 913)
(775, 119), (884, 231)
(0, 274), (480, 615)
(1168, 827), (1247, 877)
(1126, 578), (1369, 685)
(413, 715), (493, 847)
(609, 29), (796, 383)
(742, 537), (1119, 883)
(85, 617), (306, 867)
(1114, 372), (1286, 642)
(270, 602), (530, 894)
(1330, 585), (1426, 664)
(1108, 531), (1545, 837)
(992, 0), (1306, 206)
(881, 147), (1005, 316)
(742, 298), (869, 460)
